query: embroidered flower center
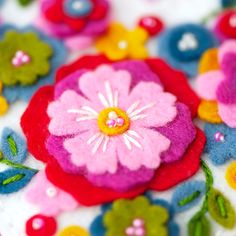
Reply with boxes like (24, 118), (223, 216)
(64, 0), (93, 17)
(178, 33), (198, 51)
(125, 218), (146, 236)
(98, 107), (130, 136)
(12, 50), (31, 67)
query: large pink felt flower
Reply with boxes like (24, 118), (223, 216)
(47, 65), (177, 174)
(196, 40), (236, 128)
(26, 171), (78, 216)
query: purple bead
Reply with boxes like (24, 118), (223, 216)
(106, 119), (116, 127)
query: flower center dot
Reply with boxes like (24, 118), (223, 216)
(32, 218), (44, 230)
(230, 15), (236, 27)
(12, 50), (31, 67)
(46, 187), (57, 198)
(125, 218), (146, 236)
(214, 131), (225, 142)
(178, 33), (198, 51)
(118, 40), (128, 50)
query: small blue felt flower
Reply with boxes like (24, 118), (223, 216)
(205, 123), (236, 165)
(157, 24), (218, 78)
(0, 24), (67, 103)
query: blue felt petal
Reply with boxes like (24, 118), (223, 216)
(157, 23), (218, 78)
(0, 127), (27, 164)
(169, 222), (180, 236)
(0, 24), (67, 103)
(204, 123), (236, 165)
(0, 168), (37, 194)
(221, 0), (236, 7)
(90, 215), (106, 236)
(64, 0), (93, 17)
(171, 180), (206, 213)
(152, 198), (174, 219)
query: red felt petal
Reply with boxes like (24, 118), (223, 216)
(45, 160), (148, 206)
(25, 214), (57, 236)
(150, 127), (206, 191)
(63, 17), (86, 31)
(145, 58), (200, 118)
(44, 0), (64, 23)
(21, 86), (54, 163)
(90, 1), (108, 20)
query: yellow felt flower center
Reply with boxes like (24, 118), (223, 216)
(97, 107), (130, 136)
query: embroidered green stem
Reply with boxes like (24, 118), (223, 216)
(0, 158), (37, 172)
(216, 195), (227, 218)
(2, 173), (25, 185)
(194, 221), (202, 236)
(178, 191), (201, 207)
(7, 136), (18, 156)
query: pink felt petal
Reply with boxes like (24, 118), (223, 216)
(218, 103), (236, 128)
(79, 65), (132, 111)
(65, 36), (93, 50)
(126, 82), (177, 127)
(47, 90), (97, 136)
(195, 71), (225, 101)
(117, 126), (170, 170)
(218, 40), (236, 64)
(26, 171), (78, 216)
(64, 130), (118, 174)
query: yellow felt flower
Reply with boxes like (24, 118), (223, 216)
(198, 100), (222, 123)
(58, 226), (90, 236)
(198, 48), (220, 74)
(0, 81), (8, 115)
(226, 162), (236, 190)
(96, 23), (149, 60)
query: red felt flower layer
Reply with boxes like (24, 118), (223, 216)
(21, 55), (204, 206)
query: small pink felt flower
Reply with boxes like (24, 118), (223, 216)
(48, 65), (177, 174)
(26, 170), (78, 216)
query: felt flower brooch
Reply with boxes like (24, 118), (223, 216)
(21, 55), (205, 206)
(158, 23), (217, 77)
(37, 0), (110, 49)
(95, 23), (149, 60)
(90, 196), (179, 236)
(214, 9), (236, 42)
(196, 40), (236, 128)
(0, 24), (67, 106)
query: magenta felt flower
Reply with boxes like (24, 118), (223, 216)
(47, 65), (177, 174)
(196, 40), (236, 128)
(26, 170), (78, 216)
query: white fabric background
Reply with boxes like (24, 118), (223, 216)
(0, 0), (236, 236)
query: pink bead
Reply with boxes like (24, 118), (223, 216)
(16, 50), (24, 58)
(116, 117), (125, 126)
(22, 55), (30, 63)
(106, 119), (116, 127)
(125, 226), (135, 235)
(134, 227), (146, 236)
(214, 132), (225, 142)
(133, 218), (144, 228)
(32, 218), (44, 230)
(12, 58), (21, 67)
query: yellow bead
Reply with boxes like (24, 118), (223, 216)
(198, 100), (222, 123)
(58, 226), (90, 236)
(0, 96), (8, 115)
(226, 162), (236, 190)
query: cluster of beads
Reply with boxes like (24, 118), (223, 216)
(12, 50), (31, 67)
(214, 132), (225, 142)
(106, 111), (125, 128)
(125, 218), (146, 236)
(178, 33), (198, 51)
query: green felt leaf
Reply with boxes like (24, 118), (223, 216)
(18, 0), (34, 6)
(188, 212), (211, 236)
(208, 188), (235, 229)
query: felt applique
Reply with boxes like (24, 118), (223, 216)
(158, 23), (217, 77)
(214, 9), (236, 42)
(95, 23), (149, 60)
(25, 214), (57, 236)
(221, 0), (236, 7)
(0, 81), (8, 115)
(36, 0), (110, 50)
(226, 162), (236, 189)
(0, 127), (37, 194)
(90, 195), (179, 236)
(58, 226), (89, 236)
(26, 170), (78, 216)
(18, 0), (34, 6)
(204, 123), (236, 165)
(196, 40), (236, 128)
(21, 55), (206, 206)
(187, 160), (235, 236)
(0, 24), (67, 107)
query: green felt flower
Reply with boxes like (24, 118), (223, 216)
(0, 31), (53, 86)
(104, 196), (169, 236)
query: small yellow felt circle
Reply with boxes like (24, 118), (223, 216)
(97, 107), (130, 136)
(58, 226), (89, 236)
(226, 162), (236, 190)
(198, 48), (220, 74)
(0, 96), (8, 115)
(198, 100), (222, 123)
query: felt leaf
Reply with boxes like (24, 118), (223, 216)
(208, 188), (235, 229)
(188, 212), (211, 236)
(18, 0), (34, 6)
(0, 168), (37, 194)
(171, 181), (206, 213)
(0, 127), (27, 164)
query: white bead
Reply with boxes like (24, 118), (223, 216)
(178, 33), (198, 51)
(108, 111), (118, 120)
(73, 0), (83, 10)
(118, 40), (128, 50)
(32, 218), (44, 230)
(46, 187), (57, 198)
(16, 50), (24, 58)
